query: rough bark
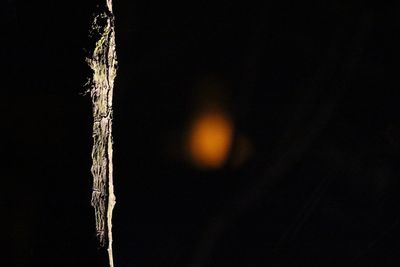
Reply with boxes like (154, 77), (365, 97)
(87, 1), (117, 266)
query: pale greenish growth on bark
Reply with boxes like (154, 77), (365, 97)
(87, 1), (117, 266)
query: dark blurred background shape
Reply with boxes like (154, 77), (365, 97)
(3, 0), (400, 266)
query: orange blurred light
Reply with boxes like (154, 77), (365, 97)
(188, 111), (233, 169)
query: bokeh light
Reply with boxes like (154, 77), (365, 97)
(188, 110), (233, 169)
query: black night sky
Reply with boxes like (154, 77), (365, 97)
(4, 1), (400, 266)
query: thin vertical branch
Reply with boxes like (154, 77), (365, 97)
(87, 1), (117, 266)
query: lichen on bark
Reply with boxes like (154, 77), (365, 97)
(87, 1), (117, 266)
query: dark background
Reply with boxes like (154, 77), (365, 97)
(4, 0), (400, 266)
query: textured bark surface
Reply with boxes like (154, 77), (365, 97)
(87, 1), (117, 266)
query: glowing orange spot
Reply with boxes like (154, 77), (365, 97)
(188, 111), (233, 169)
